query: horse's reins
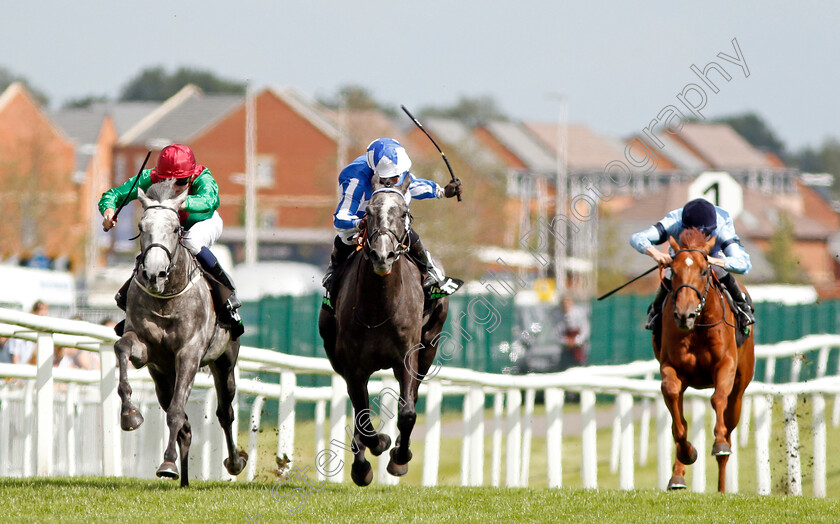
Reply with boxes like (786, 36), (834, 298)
(668, 248), (737, 329)
(352, 187), (411, 329)
(135, 204), (200, 299)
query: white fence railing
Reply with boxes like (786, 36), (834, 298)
(1, 307), (839, 496)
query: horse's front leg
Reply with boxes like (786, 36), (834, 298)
(114, 332), (147, 431)
(661, 365), (696, 490)
(157, 349), (200, 486)
(711, 354), (737, 457)
(387, 365), (418, 477)
(346, 373), (391, 486)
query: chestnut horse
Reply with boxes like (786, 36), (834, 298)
(654, 228), (755, 492)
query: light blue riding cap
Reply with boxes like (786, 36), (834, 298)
(365, 138), (411, 185)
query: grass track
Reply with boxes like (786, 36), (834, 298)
(2, 476), (840, 523)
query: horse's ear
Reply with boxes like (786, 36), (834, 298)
(171, 187), (189, 210)
(137, 187), (150, 209)
(705, 235), (717, 254)
(399, 173), (412, 193)
(668, 236), (680, 252)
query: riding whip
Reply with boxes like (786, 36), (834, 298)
(400, 104), (462, 202)
(596, 265), (658, 301)
(108, 150), (152, 230)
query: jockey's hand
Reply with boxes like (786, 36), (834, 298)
(102, 209), (117, 231)
(707, 256), (726, 268)
(444, 178), (462, 198)
(357, 216), (367, 231)
(646, 246), (672, 267)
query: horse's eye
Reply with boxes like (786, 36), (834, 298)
(174, 227), (180, 234)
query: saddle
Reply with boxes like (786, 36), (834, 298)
(714, 279), (752, 347)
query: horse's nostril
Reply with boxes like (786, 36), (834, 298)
(387, 251), (396, 260)
(687, 312), (696, 319)
(158, 271), (167, 279)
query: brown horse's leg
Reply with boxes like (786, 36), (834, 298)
(711, 356), (737, 457)
(209, 349), (248, 476)
(387, 366), (418, 477)
(714, 371), (750, 493)
(157, 350), (200, 485)
(114, 332), (146, 431)
(661, 365), (697, 490)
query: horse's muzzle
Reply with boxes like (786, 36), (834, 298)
(674, 310), (697, 331)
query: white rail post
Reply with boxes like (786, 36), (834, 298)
(314, 400), (327, 482)
(690, 396), (706, 493)
(790, 354), (803, 383)
(764, 356), (776, 383)
(460, 390), (471, 486)
(638, 375), (653, 466)
(66, 382), (78, 477)
(23, 380), (34, 477)
(656, 400), (670, 491)
(727, 426), (739, 493)
(739, 395), (752, 448)
(816, 346), (829, 378)
(580, 390), (597, 489)
(469, 386), (486, 486)
(834, 350), (840, 428)
(545, 387), (564, 489)
(609, 399), (621, 474)
(490, 392), (504, 487)
(422, 380), (442, 487)
(812, 394), (826, 497)
(35, 332), (54, 476)
(328, 374), (347, 483)
(754, 394), (772, 495)
(247, 395), (266, 481)
(377, 377), (399, 486)
(505, 388), (521, 487)
(98, 341), (121, 477)
(519, 388), (535, 487)
(782, 394), (802, 495)
(202, 390), (214, 480)
(277, 370), (296, 474)
(618, 392), (634, 490)
(0, 384), (9, 477)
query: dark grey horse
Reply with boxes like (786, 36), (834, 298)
(318, 175), (449, 486)
(115, 181), (247, 487)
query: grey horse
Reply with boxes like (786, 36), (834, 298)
(318, 175), (449, 486)
(114, 181), (247, 487)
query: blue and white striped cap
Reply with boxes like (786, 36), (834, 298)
(366, 137), (411, 184)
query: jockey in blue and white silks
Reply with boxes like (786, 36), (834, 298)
(630, 198), (755, 330)
(323, 137), (462, 292)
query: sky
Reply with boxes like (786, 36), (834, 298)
(0, 1), (837, 152)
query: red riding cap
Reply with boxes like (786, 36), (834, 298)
(149, 144), (203, 183)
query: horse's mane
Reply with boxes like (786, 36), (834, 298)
(678, 227), (709, 250)
(146, 181), (177, 203)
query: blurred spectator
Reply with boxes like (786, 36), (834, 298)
(556, 297), (590, 370)
(0, 336), (10, 363)
(8, 300), (49, 365)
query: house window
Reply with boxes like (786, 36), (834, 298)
(256, 155), (275, 188)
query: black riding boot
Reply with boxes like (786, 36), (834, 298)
(113, 277), (131, 336)
(407, 230), (444, 291)
(645, 280), (669, 331)
(196, 247), (244, 339)
(719, 272), (755, 327)
(322, 236), (357, 290)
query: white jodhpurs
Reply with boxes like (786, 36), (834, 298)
(182, 211), (223, 255)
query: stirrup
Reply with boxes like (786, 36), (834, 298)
(227, 295), (242, 311)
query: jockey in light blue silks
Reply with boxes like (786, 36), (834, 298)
(322, 137), (462, 292)
(630, 198), (755, 331)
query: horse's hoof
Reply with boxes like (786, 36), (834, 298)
(712, 442), (732, 456)
(667, 476), (687, 490)
(224, 450), (249, 475)
(156, 461), (179, 479)
(350, 460), (373, 486)
(677, 444), (698, 465)
(386, 448), (412, 476)
(120, 409), (144, 431)
(369, 434), (392, 457)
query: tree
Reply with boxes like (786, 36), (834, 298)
(318, 84), (383, 111)
(0, 66), (50, 106)
(766, 212), (804, 284)
(61, 94), (109, 109)
(712, 112), (786, 158)
(595, 209), (626, 296)
(119, 66), (245, 101)
(418, 95), (509, 127)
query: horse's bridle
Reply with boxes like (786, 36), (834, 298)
(362, 188), (412, 261)
(669, 248), (713, 318)
(138, 204), (184, 282)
